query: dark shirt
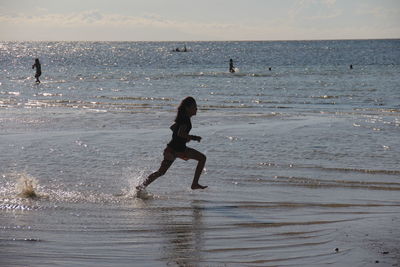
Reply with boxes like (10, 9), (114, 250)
(167, 116), (192, 152)
(33, 63), (41, 75)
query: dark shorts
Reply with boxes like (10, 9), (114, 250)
(163, 146), (189, 162)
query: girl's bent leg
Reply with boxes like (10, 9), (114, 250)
(138, 159), (173, 189)
(185, 148), (207, 190)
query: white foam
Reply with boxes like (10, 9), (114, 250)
(12, 172), (40, 199)
(121, 166), (147, 195)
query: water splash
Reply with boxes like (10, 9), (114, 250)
(15, 173), (39, 199)
(118, 167), (161, 200)
(118, 167), (146, 197)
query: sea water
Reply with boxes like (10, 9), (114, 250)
(1, 40), (400, 266)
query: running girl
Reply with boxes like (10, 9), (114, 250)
(137, 96), (207, 190)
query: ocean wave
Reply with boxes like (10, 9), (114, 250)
(259, 162), (400, 175)
(354, 108), (400, 114)
(142, 71), (275, 81)
(233, 218), (356, 228)
(0, 202), (40, 211)
(205, 200), (395, 210)
(34, 92), (63, 97)
(311, 95), (340, 99)
(23, 99), (172, 111)
(249, 175), (400, 191)
(1, 91), (20, 96)
(2, 96), (271, 112)
(97, 96), (174, 102)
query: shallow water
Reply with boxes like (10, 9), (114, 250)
(1, 40), (400, 266)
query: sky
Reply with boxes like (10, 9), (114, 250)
(0, 0), (399, 41)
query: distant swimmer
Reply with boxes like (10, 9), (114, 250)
(350, 64), (353, 69)
(173, 45), (188, 52)
(136, 96), (207, 191)
(269, 67), (272, 71)
(32, 58), (41, 83)
(229, 59), (235, 73)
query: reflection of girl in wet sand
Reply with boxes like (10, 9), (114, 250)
(137, 97), (207, 191)
(32, 58), (41, 83)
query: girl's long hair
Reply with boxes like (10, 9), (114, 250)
(175, 96), (196, 122)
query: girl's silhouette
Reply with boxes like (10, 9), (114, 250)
(137, 96), (207, 191)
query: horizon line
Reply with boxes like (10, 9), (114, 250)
(1, 37), (399, 43)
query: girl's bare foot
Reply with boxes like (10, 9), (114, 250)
(191, 184), (208, 190)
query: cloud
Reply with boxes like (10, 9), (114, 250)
(356, 5), (400, 19)
(0, 10), (226, 29)
(0, 9), (246, 40)
(80, 10), (103, 23)
(324, 0), (336, 6)
(305, 8), (342, 21)
(289, 0), (341, 20)
(0, 4), (398, 41)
